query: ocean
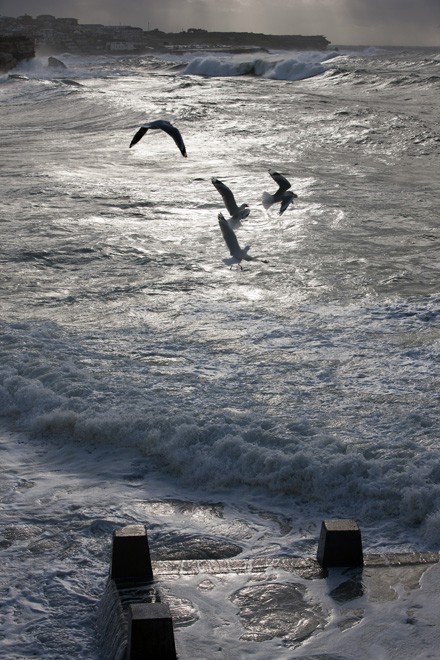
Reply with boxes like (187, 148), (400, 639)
(0, 44), (439, 658)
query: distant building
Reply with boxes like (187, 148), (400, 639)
(35, 15), (57, 27)
(56, 18), (79, 30)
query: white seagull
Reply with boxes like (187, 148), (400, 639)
(129, 119), (187, 157)
(262, 169), (297, 215)
(212, 177), (250, 229)
(218, 213), (268, 269)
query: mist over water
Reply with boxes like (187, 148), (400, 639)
(1, 45), (439, 657)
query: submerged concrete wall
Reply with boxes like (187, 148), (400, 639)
(100, 520), (440, 659)
(103, 524), (177, 660)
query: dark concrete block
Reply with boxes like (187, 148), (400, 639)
(110, 524), (153, 581)
(317, 519), (363, 567)
(127, 602), (177, 659)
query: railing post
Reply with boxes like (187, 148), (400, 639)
(317, 519), (364, 567)
(127, 603), (177, 659)
(110, 524), (154, 581)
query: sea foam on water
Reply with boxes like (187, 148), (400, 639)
(1, 43), (439, 657)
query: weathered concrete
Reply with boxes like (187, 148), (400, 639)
(317, 518), (364, 567)
(127, 602), (177, 660)
(102, 522), (440, 658)
(151, 551), (440, 578)
(110, 524), (153, 581)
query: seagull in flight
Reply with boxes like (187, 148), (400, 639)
(129, 119), (187, 157)
(212, 177), (250, 229)
(218, 213), (268, 269)
(262, 169), (297, 215)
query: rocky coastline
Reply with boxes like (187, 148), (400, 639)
(145, 30), (330, 53)
(1, 17), (330, 71)
(0, 35), (35, 72)
(1, 15), (329, 67)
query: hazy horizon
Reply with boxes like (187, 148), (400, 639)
(1, 0), (439, 47)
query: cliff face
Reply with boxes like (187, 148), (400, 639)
(146, 30), (330, 52)
(0, 35), (35, 72)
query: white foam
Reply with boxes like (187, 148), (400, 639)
(1, 291), (439, 550)
(1, 45), (439, 657)
(182, 50), (333, 80)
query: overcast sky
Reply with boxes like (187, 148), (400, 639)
(1, 0), (439, 46)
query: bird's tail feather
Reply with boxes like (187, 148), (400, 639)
(262, 191), (273, 210)
(242, 246), (254, 261)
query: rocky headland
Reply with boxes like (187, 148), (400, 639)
(0, 35), (35, 72)
(145, 29), (330, 53)
(0, 14), (329, 68)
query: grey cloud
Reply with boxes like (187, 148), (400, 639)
(1, 0), (439, 46)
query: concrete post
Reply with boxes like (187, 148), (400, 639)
(127, 602), (177, 659)
(317, 519), (364, 567)
(110, 524), (154, 581)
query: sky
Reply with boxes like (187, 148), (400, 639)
(0, 0), (439, 47)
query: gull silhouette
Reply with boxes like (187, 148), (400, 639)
(218, 213), (268, 269)
(212, 177), (250, 229)
(129, 119), (187, 157)
(262, 169), (297, 215)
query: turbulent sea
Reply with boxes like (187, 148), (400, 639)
(1, 45), (439, 657)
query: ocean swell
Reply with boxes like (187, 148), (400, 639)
(182, 51), (333, 81)
(1, 314), (440, 545)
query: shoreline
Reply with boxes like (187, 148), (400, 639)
(1, 28), (330, 66)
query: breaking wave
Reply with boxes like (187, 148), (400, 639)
(181, 50), (338, 81)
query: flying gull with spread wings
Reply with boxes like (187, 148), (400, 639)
(218, 213), (268, 269)
(262, 169), (297, 215)
(129, 119), (187, 157)
(212, 177), (250, 229)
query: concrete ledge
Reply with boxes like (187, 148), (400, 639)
(153, 556), (324, 577)
(151, 552), (440, 577)
(365, 551), (440, 567)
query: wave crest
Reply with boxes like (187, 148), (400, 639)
(182, 51), (333, 81)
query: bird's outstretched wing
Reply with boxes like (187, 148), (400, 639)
(212, 177), (238, 215)
(129, 126), (149, 148)
(279, 192), (297, 215)
(218, 213), (242, 257)
(269, 169), (291, 193)
(219, 213), (267, 266)
(129, 119), (187, 157)
(154, 120), (187, 157)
